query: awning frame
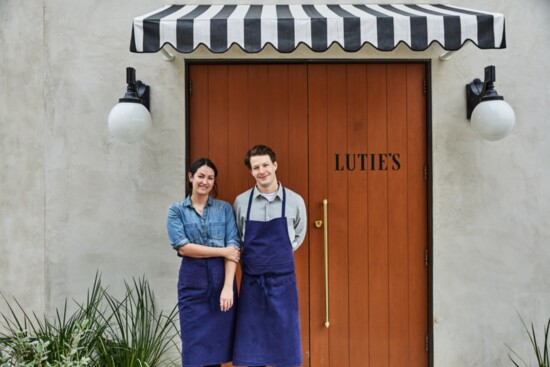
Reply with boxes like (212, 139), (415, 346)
(157, 43), (459, 62)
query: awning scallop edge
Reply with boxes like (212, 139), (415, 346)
(130, 4), (506, 54)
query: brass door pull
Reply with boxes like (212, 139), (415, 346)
(322, 199), (329, 328)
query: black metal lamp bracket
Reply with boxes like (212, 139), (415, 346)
(465, 65), (503, 119)
(119, 67), (150, 111)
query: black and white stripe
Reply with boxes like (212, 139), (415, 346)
(130, 4), (506, 54)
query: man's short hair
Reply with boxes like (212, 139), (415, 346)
(244, 144), (277, 170)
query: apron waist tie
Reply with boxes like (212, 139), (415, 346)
(251, 274), (272, 299)
(247, 272), (295, 306)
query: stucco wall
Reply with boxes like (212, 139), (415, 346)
(1, 0), (549, 366)
(0, 1), (46, 317)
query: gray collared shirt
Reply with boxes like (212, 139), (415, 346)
(233, 183), (307, 250)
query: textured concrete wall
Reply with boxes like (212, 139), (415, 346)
(0, 1), (46, 317)
(1, 0), (549, 366)
(430, 1), (550, 365)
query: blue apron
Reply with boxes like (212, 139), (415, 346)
(178, 255), (237, 367)
(233, 187), (303, 367)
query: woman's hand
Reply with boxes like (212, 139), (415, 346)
(223, 246), (240, 263)
(220, 286), (234, 311)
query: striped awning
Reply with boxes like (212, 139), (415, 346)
(130, 4), (506, 54)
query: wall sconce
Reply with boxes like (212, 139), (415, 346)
(466, 65), (515, 141)
(108, 67), (152, 143)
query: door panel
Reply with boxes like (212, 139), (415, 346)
(307, 64), (330, 367)
(189, 64), (310, 367)
(307, 63), (428, 367)
(347, 64), (370, 366)
(188, 63), (428, 367)
(309, 64), (428, 366)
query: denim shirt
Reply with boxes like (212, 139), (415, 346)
(167, 196), (240, 255)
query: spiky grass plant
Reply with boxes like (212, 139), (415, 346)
(96, 277), (179, 367)
(508, 313), (550, 367)
(0, 274), (179, 367)
(0, 274), (106, 366)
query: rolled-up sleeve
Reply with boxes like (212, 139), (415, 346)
(166, 206), (190, 250)
(224, 202), (240, 248)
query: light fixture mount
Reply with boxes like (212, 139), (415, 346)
(465, 65), (515, 141)
(120, 67), (150, 110)
(466, 65), (503, 119)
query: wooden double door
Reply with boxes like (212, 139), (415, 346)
(188, 63), (429, 367)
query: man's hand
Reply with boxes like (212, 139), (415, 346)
(223, 246), (240, 263)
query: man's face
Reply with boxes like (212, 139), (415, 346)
(250, 155), (278, 190)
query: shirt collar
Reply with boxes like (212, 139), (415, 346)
(183, 195), (213, 207)
(254, 182), (283, 200)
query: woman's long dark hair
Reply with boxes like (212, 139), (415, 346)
(186, 158), (219, 197)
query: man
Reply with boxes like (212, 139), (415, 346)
(233, 144), (307, 367)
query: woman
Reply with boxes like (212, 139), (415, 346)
(167, 158), (240, 367)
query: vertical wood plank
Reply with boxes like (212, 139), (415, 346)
(267, 64), (290, 183)
(347, 63), (370, 366)
(308, 64), (330, 367)
(248, 66), (269, 145)
(189, 65), (210, 165)
(287, 64), (311, 367)
(208, 65), (229, 196)
(386, 64), (410, 367)
(247, 65), (270, 187)
(226, 65), (250, 203)
(366, 63), (389, 367)
(326, 64), (350, 367)
(407, 63), (429, 367)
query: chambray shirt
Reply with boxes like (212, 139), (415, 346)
(233, 183), (307, 251)
(167, 196), (240, 255)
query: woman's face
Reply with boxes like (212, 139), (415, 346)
(188, 165), (216, 196)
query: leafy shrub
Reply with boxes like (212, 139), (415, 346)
(0, 274), (178, 367)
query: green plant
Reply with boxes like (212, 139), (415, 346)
(0, 331), (49, 366)
(0, 327), (94, 367)
(0, 275), (106, 366)
(0, 274), (179, 367)
(507, 313), (550, 367)
(97, 277), (179, 367)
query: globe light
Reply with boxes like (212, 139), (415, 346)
(471, 99), (515, 141)
(466, 65), (515, 141)
(107, 67), (151, 143)
(108, 102), (152, 143)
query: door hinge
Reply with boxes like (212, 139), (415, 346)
(424, 164), (428, 181)
(188, 79), (193, 97)
(425, 248), (429, 267)
(423, 78), (428, 95)
(426, 334), (430, 352)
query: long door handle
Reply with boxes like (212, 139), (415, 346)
(322, 199), (330, 328)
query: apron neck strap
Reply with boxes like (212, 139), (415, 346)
(246, 185), (286, 220)
(281, 187), (286, 217)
